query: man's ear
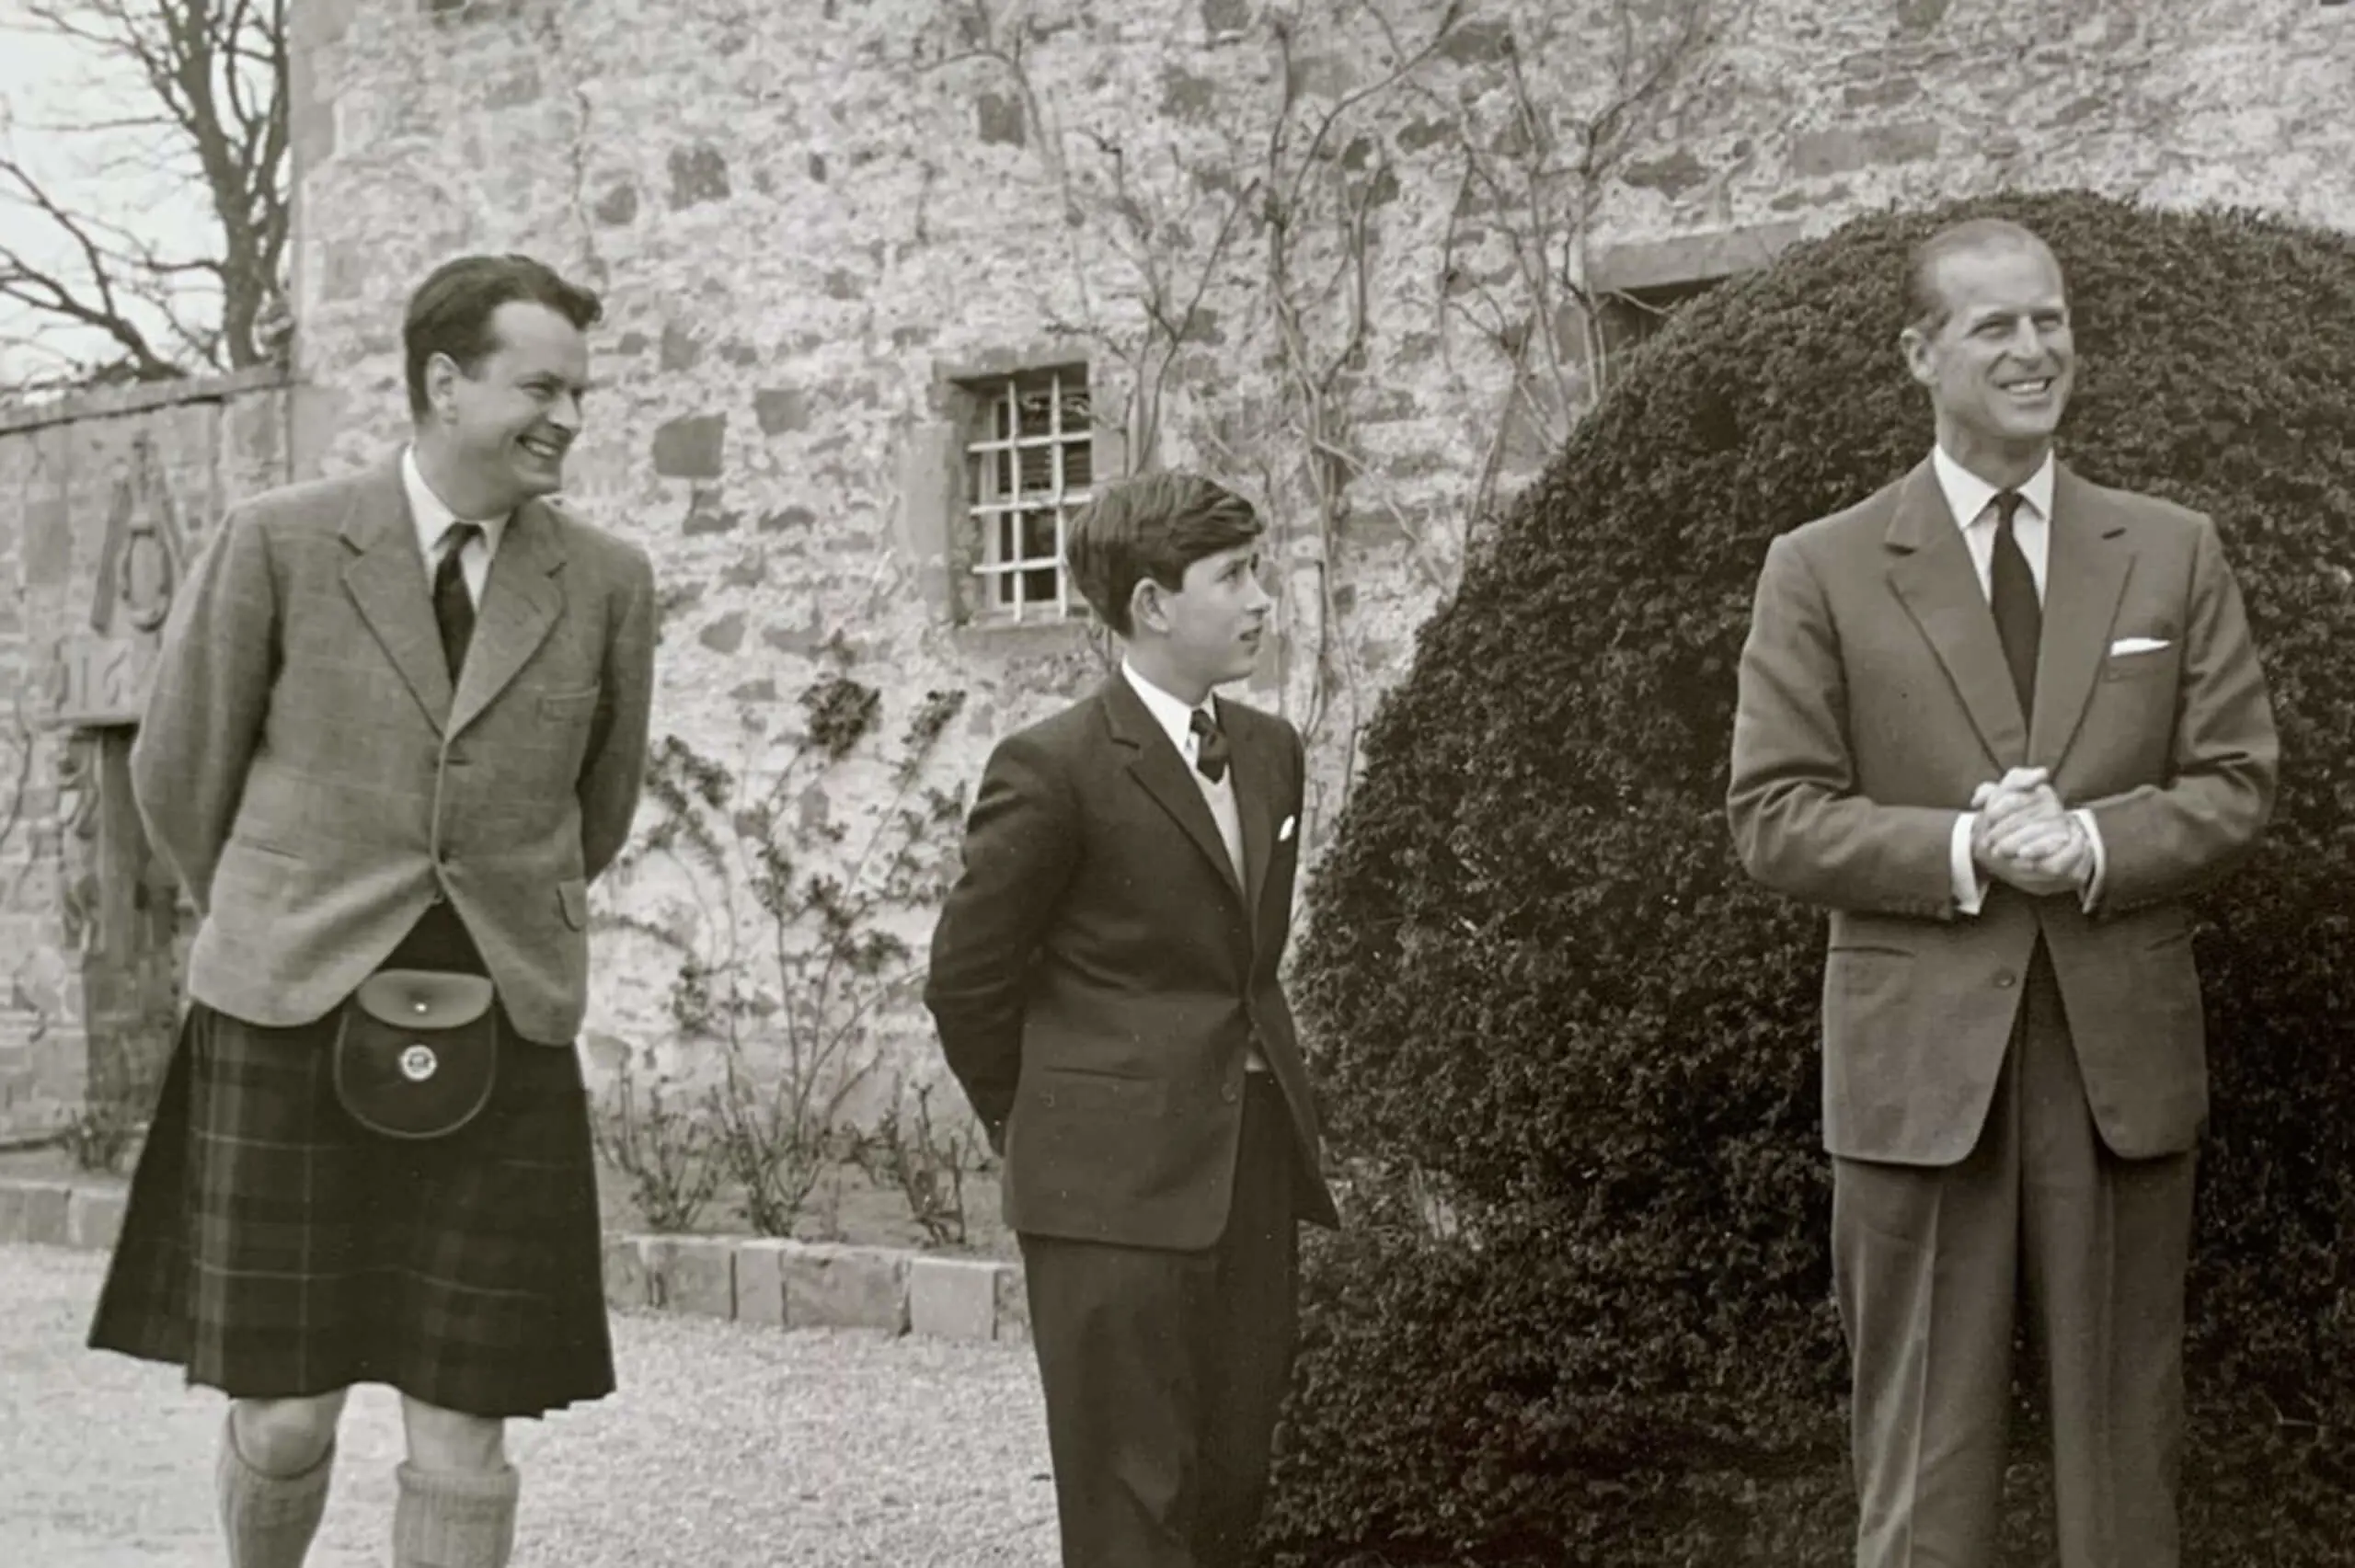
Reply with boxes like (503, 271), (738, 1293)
(1898, 326), (1937, 389)
(1129, 576), (1166, 635)
(423, 351), (463, 420)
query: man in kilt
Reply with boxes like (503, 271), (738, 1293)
(89, 254), (657, 1568)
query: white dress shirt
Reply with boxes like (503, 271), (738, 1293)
(1121, 660), (1267, 1071)
(401, 445), (508, 608)
(1121, 660), (1246, 884)
(1930, 445), (2106, 913)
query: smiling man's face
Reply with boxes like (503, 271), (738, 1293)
(1901, 237), (2074, 478)
(431, 299), (592, 511)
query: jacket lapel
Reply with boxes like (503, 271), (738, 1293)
(2029, 464), (2132, 768)
(1102, 675), (1245, 903)
(1885, 462), (2027, 771)
(339, 460), (454, 731)
(1223, 697), (1275, 950)
(449, 498), (564, 737)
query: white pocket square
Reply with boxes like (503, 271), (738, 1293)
(2108, 636), (2171, 656)
(1278, 815), (1297, 842)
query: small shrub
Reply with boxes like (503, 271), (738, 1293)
(853, 1078), (986, 1247)
(706, 1041), (866, 1238)
(64, 1101), (144, 1174)
(591, 1060), (722, 1232)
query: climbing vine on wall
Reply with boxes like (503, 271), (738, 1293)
(597, 635), (971, 1237)
(910, 0), (1744, 865)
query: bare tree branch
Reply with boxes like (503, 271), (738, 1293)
(3, 0), (287, 385)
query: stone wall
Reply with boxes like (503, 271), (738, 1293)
(273, 0), (2355, 1109)
(0, 371), (294, 1140)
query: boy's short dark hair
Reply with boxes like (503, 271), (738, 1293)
(1063, 472), (1263, 636)
(403, 254), (603, 419)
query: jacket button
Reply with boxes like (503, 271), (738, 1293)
(1221, 1082), (1239, 1104)
(1994, 971), (2016, 989)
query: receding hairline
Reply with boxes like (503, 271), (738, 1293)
(1905, 219), (2065, 330)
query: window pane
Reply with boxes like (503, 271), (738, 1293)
(1019, 509), (1057, 561)
(1021, 566), (1059, 606)
(969, 447), (1003, 505)
(1017, 386), (1054, 439)
(1018, 445), (1056, 496)
(996, 511), (1021, 565)
(1063, 438), (1093, 491)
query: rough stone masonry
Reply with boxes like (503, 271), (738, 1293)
(5, 0), (2350, 1137)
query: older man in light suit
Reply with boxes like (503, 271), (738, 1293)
(91, 254), (656, 1568)
(1728, 219), (2278, 1566)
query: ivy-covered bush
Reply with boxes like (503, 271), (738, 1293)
(1267, 190), (2355, 1565)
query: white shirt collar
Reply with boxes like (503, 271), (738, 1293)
(1930, 443), (2055, 532)
(401, 444), (511, 561)
(1120, 658), (1215, 758)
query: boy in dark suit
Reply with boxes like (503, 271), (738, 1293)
(925, 472), (1339, 1568)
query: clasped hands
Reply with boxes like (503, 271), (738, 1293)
(1970, 766), (2094, 898)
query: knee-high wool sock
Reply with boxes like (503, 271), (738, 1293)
(391, 1460), (521, 1568)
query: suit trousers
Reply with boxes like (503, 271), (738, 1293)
(1833, 941), (2196, 1568)
(1018, 1073), (1299, 1568)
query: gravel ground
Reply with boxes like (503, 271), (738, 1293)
(0, 1242), (1059, 1566)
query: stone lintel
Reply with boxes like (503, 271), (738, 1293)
(1589, 220), (1809, 295)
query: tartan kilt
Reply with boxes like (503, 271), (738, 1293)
(88, 1000), (615, 1420)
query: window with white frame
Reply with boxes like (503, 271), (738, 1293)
(961, 365), (1094, 622)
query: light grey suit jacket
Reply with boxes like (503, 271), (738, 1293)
(131, 457), (657, 1044)
(1727, 460), (2277, 1164)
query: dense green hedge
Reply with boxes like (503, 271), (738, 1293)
(1267, 190), (2355, 1564)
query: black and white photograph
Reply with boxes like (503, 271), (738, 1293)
(0, 1), (2349, 1564)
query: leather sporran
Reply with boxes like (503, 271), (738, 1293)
(333, 969), (499, 1139)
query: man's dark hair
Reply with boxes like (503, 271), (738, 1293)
(1063, 471), (1263, 636)
(1902, 217), (2061, 334)
(403, 255), (603, 419)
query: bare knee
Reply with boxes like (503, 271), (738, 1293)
(400, 1395), (507, 1473)
(231, 1391), (348, 1477)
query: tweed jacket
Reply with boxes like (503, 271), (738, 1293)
(130, 457), (657, 1044)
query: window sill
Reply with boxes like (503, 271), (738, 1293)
(949, 614), (1103, 661)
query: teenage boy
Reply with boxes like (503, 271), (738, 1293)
(925, 471), (1340, 1568)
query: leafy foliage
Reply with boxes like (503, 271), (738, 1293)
(598, 642), (973, 1240)
(1267, 190), (2355, 1563)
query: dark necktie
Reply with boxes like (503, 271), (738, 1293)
(432, 521), (482, 679)
(1189, 707), (1231, 784)
(1989, 490), (2040, 720)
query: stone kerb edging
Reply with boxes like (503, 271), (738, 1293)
(603, 1232), (1028, 1344)
(0, 1177), (1029, 1345)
